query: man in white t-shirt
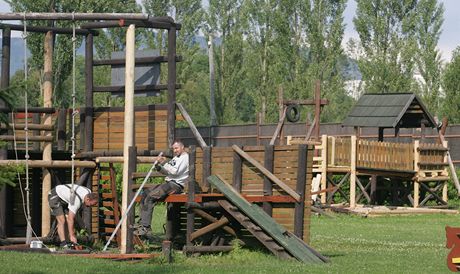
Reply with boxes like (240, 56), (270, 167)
(135, 140), (189, 236)
(48, 184), (98, 248)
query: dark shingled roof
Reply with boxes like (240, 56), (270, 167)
(342, 93), (436, 128)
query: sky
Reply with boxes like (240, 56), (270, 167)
(0, 0), (459, 61)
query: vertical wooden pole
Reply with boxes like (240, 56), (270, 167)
(57, 108), (66, 150)
(167, 26), (177, 147)
(84, 33), (93, 152)
(233, 146), (243, 192)
(126, 146), (137, 253)
(121, 24), (135, 254)
(0, 28), (10, 238)
(413, 140), (420, 208)
(208, 35), (217, 127)
(320, 135), (328, 204)
(294, 145), (307, 238)
(278, 86), (284, 145)
(443, 140), (448, 203)
(350, 135), (357, 208)
(32, 114), (40, 151)
(202, 146), (211, 192)
(41, 31), (53, 237)
(263, 145), (274, 215)
(378, 127), (384, 142)
(186, 146), (196, 246)
(314, 80), (321, 140)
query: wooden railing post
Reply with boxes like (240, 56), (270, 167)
(186, 145), (196, 246)
(233, 145), (243, 193)
(263, 145), (274, 216)
(413, 140), (420, 208)
(294, 145), (307, 238)
(126, 146), (137, 253)
(57, 108), (67, 150)
(202, 146), (211, 192)
(443, 140), (448, 203)
(350, 135), (357, 208)
(320, 135), (328, 204)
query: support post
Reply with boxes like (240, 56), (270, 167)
(294, 145), (307, 238)
(57, 108), (66, 150)
(413, 140), (420, 208)
(202, 146), (211, 192)
(84, 33), (93, 152)
(233, 146), (243, 192)
(350, 135), (357, 208)
(126, 146), (137, 253)
(314, 80), (321, 140)
(320, 135), (328, 204)
(263, 145), (274, 215)
(186, 146), (196, 246)
(167, 26), (177, 147)
(0, 27), (10, 238)
(32, 114), (40, 151)
(41, 31), (53, 237)
(121, 24), (135, 254)
(443, 140), (448, 202)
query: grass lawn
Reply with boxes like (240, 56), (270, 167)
(0, 209), (457, 273)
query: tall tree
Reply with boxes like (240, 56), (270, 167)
(441, 47), (460, 123)
(354, 0), (418, 93)
(413, 0), (444, 115)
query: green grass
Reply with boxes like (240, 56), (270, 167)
(0, 212), (457, 273)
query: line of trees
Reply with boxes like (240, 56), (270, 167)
(3, 0), (459, 126)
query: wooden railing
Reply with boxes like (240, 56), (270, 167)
(357, 140), (413, 171)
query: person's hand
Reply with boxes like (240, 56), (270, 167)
(70, 235), (77, 244)
(155, 164), (162, 172)
(157, 156), (166, 163)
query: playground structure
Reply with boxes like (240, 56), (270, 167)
(0, 12), (327, 262)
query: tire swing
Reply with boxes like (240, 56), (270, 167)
(286, 104), (300, 123)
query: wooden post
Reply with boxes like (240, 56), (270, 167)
(350, 135), (357, 208)
(84, 33), (93, 152)
(233, 146), (243, 192)
(202, 146), (211, 192)
(126, 146), (136, 253)
(320, 135), (328, 204)
(57, 108), (66, 150)
(263, 145), (274, 215)
(167, 26), (177, 147)
(443, 140), (448, 203)
(314, 80), (321, 140)
(278, 86), (284, 145)
(121, 24), (135, 254)
(41, 31), (53, 237)
(378, 127), (384, 142)
(186, 146), (196, 246)
(32, 114), (40, 151)
(0, 28), (10, 238)
(413, 140), (420, 208)
(294, 145), (307, 238)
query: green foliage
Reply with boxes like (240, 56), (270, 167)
(0, 163), (25, 190)
(441, 47), (460, 123)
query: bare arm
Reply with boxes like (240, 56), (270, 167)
(67, 211), (77, 244)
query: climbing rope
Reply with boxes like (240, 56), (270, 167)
(69, 12), (77, 205)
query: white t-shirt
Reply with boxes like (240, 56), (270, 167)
(163, 152), (189, 187)
(55, 184), (91, 214)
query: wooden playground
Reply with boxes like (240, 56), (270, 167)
(0, 12), (456, 264)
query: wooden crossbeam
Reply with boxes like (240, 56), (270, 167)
(192, 209), (236, 237)
(232, 145), (300, 202)
(326, 173), (350, 203)
(355, 177), (371, 203)
(419, 183), (447, 206)
(190, 216), (229, 241)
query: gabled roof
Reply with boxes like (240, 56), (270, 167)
(342, 93), (436, 128)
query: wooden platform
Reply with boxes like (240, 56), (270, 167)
(327, 204), (459, 217)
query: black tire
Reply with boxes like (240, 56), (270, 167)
(286, 104), (300, 123)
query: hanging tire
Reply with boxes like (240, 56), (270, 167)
(286, 104), (300, 123)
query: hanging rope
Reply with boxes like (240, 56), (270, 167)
(21, 12), (32, 244)
(69, 12), (77, 205)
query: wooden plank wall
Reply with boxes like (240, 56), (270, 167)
(195, 145), (313, 242)
(93, 105), (168, 151)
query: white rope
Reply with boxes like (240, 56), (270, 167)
(69, 12), (77, 205)
(103, 153), (163, 251)
(22, 12), (32, 244)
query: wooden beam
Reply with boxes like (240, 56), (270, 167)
(294, 145), (307, 238)
(176, 103), (207, 148)
(190, 216), (229, 241)
(0, 160), (96, 168)
(269, 107), (287, 145)
(192, 209), (236, 236)
(0, 135), (53, 142)
(232, 145), (301, 202)
(0, 123), (53, 131)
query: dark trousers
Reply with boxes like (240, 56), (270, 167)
(139, 181), (182, 227)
